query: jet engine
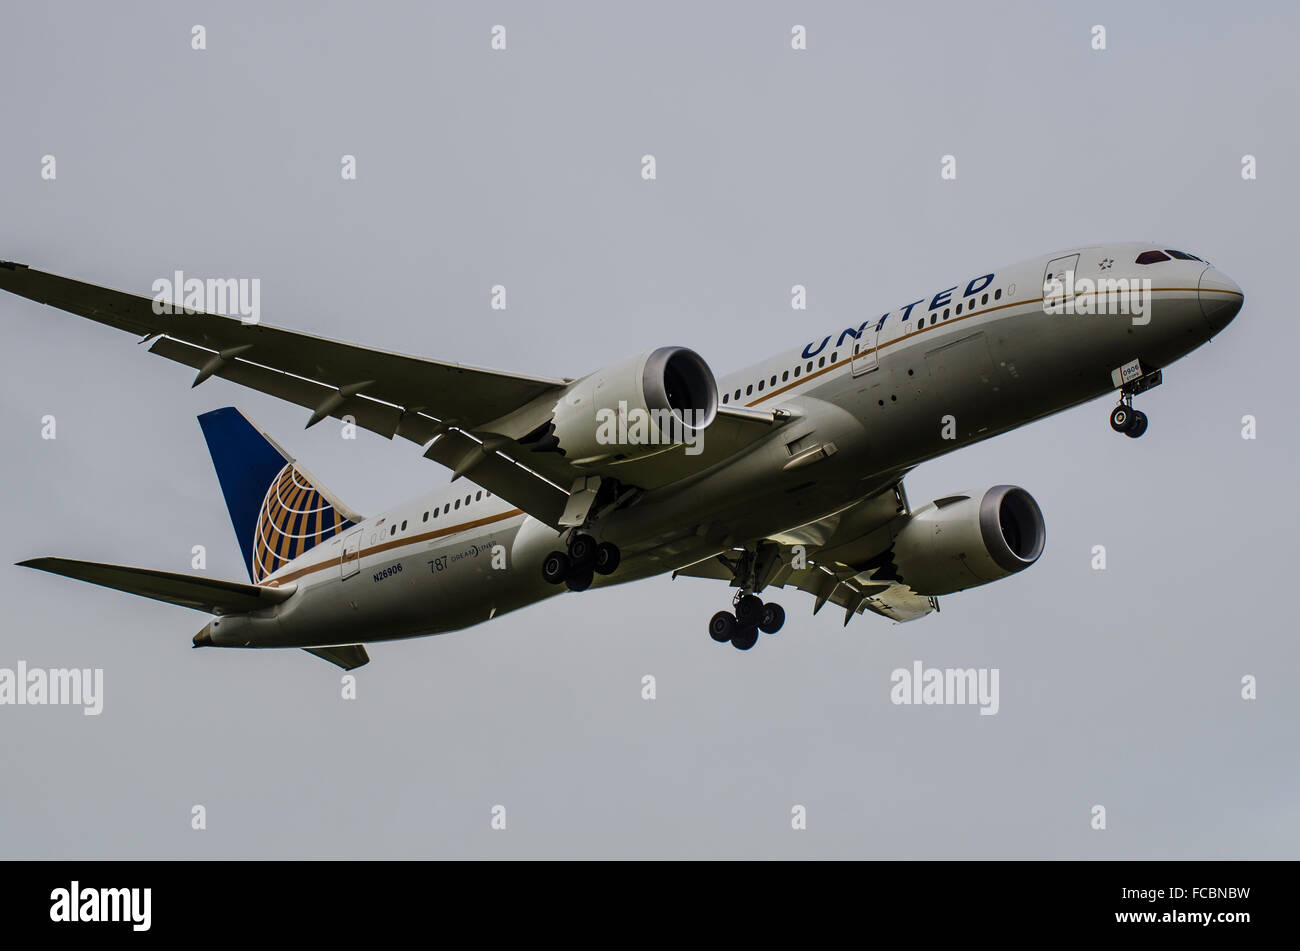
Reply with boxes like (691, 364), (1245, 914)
(532, 347), (718, 466)
(885, 485), (1046, 595)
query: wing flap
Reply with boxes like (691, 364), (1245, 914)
(423, 430), (569, 527)
(150, 337), (421, 442)
(677, 556), (936, 625)
(672, 479), (936, 626)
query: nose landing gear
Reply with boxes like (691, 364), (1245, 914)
(1108, 364), (1162, 439)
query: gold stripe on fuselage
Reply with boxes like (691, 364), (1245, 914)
(262, 507), (526, 588)
(745, 286), (1241, 407)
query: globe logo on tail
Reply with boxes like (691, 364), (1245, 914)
(252, 463), (354, 582)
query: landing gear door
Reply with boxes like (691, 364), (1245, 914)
(851, 325), (880, 377)
(1043, 254), (1079, 310)
(341, 531), (361, 580)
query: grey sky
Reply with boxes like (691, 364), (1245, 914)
(1, 0), (1295, 858)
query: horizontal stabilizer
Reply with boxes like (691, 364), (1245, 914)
(17, 557), (295, 615)
(303, 645), (370, 670)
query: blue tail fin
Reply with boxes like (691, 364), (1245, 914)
(197, 408), (361, 583)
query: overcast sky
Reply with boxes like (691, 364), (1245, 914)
(1, 0), (1296, 859)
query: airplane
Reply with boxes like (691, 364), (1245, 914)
(0, 243), (1243, 667)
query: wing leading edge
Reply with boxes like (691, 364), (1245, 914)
(0, 261), (574, 524)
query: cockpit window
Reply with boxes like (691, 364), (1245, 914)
(1135, 250), (1171, 265)
(1164, 249), (1202, 261)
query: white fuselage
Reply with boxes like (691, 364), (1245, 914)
(205, 243), (1241, 650)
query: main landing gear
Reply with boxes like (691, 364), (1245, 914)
(1109, 397), (1148, 439)
(706, 542), (786, 651)
(542, 533), (621, 592)
(709, 595), (786, 651)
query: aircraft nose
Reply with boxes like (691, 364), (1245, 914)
(1198, 266), (1243, 334)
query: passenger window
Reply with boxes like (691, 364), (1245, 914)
(943, 308), (950, 319)
(758, 380), (765, 391)
(831, 352), (838, 362)
(805, 362), (813, 373)
(781, 370), (788, 382)
(722, 394), (729, 404)
(981, 293), (988, 305)
(454, 499), (460, 510)
(794, 366), (800, 377)
(423, 512), (428, 522)
(1136, 250), (1170, 264)
(930, 315), (937, 325)
(475, 491), (482, 501)
(465, 495), (471, 505)
(770, 375), (776, 386)
(390, 525), (396, 536)
(401, 520), (407, 531)
(956, 303), (963, 314)
(994, 288), (1002, 300)
(818, 357), (826, 368)
(746, 385), (753, 396)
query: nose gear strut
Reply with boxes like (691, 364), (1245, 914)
(1108, 367), (1161, 439)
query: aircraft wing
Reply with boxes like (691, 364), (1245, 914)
(778, 563), (937, 624)
(673, 480), (938, 625)
(1, 262), (783, 529)
(675, 555), (936, 626)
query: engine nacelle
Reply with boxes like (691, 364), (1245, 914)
(889, 485), (1045, 595)
(547, 347), (718, 466)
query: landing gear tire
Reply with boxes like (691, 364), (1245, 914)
(1109, 404), (1135, 433)
(709, 611), (736, 643)
(565, 568), (594, 592)
(1125, 410), (1148, 439)
(731, 624), (759, 651)
(758, 602), (786, 635)
(593, 542), (621, 576)
(735, 594), (763, 626)
(541, 550), (570, 585)
(569, 533), (597, 567)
